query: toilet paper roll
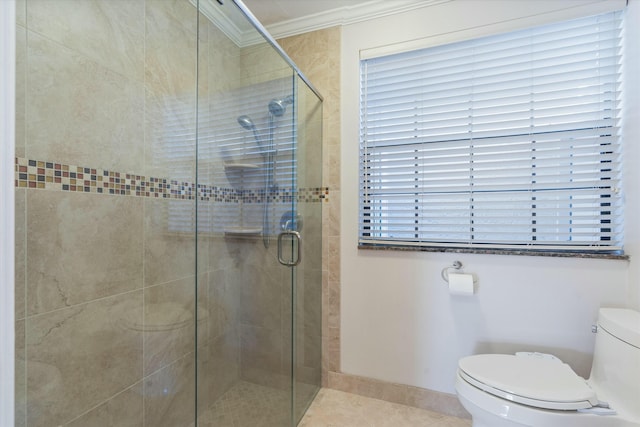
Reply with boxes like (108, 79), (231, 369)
(448, 273), (474, 295)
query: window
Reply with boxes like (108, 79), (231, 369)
(359, 11), (624, 254)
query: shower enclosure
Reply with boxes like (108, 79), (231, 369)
(13, 0), (323, 426)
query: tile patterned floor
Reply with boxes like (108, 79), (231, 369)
(197, 381), (472, 427)
(299, 388), (472, 427)
(197, 381), (290, 427)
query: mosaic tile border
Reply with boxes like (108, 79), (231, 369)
(14, 157), (329, 203)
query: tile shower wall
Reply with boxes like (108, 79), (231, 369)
(16, 1), (326, 426)
(230, 42), (299, 395)
(15, 1), (199, 425)
(279, 26), (341, 386)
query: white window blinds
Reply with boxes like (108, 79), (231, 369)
(359, 11), (624, 253)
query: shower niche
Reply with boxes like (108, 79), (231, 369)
(222, 163), (262, 237)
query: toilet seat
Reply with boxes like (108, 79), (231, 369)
(458, 354), (599, 411)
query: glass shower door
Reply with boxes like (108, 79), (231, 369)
(195, 1), (322, 426)
(291, 76), (323, 424)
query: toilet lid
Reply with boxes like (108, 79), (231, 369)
(458, 354), (599, 410)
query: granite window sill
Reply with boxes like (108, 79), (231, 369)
(358, 244), (629, 260)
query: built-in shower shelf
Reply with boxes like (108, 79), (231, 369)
(224, 162), (260, 171)
(224, 227), (262, 238)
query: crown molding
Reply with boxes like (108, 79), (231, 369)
(197, 0), (453, 48)
(264, 0), (453, 40)
(196, 0), (248, 46)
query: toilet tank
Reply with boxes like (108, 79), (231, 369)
(588, 308), (640, 420)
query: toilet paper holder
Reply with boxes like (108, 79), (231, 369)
(441, 260), (477, 284)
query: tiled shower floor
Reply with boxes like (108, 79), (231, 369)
(196, 381), (471, 426)
(197, 381), (290, 427)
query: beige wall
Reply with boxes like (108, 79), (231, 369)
(279, 26), (342, 386)
(14, 1), (231, 425)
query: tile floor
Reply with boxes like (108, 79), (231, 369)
(299, 388), (472, 427)
(196, 380), (472, 427)
(197, 381), (290, 427)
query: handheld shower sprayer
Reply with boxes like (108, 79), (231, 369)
(237, 115), (263, 150)
(236, 95), (294, 248)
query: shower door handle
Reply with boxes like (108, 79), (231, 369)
(277, 231), (301, 266)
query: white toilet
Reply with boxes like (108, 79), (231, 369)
(455, 308), (640, 427)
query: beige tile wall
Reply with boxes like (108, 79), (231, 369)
(25, 6), (145, 174)
(17, 1), (325, 425)
(26, 191), (144, 315)
(279, 25), (342, 388)
(15, 1), (207, 425)
(231, 30), (325, 405)
(294, 83), (324, 419)
(198, 11), (244, 412)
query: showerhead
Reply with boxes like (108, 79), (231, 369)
(237, 114), (264, 150)
(268, 95), (293, 117)
(237, 114), (255, 131)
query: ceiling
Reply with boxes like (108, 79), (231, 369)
(241, 0), (377, 27)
